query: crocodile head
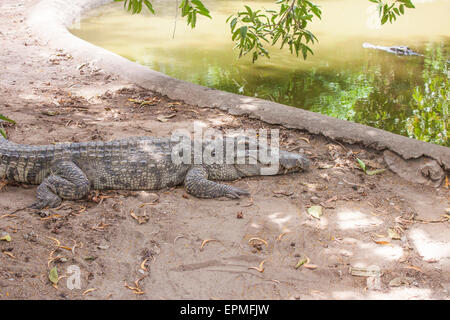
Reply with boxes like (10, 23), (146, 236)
(202, 137), (309, 179)
(233, 147), (309, 177)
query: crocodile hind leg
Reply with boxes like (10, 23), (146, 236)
(184, 166), (249, 199)
(31, 161), (90, 209)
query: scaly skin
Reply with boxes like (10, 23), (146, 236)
(0, 136), (309, 209)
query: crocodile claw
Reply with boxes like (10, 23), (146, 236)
(30, 197), (61, 210)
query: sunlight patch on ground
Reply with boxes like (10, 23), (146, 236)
(267, 212), (293, 232)
(336, 210), (383, 229)
(356, 241), (404, 261)
(409, 228), (450, 262)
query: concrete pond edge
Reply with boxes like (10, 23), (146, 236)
(26, 0), (449, 179)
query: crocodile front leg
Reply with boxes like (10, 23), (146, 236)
(184, 165), (249, 199)
(31, 161), (90, 209)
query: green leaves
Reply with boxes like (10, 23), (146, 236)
(356, 158), (386, 176)
(180, 0), (211, 29)
(406, 45), (449, 147)
(369, 0), (415, 25)
(118, 0), (211, 28)
(227, 0), (321, 62)
(49, 267), (59, 285)
(115, 0), (155, 14)
(0, 114), (15, 139)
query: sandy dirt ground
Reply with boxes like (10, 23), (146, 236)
(0, 0), (449, 300)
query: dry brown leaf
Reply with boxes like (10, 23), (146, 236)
(200, 239), (220, 250)
(124, 278), (146, 295)
(157, 114), (176, 122)
(130, 209), (149, 224)
(304, 257), (318, 270)
(92, 222), (110, 231)
(140, 258), (150, 271)
(3, 251), (15, 259)
(0, 179), (8, 191)
(277, 232), (289, 241)
(248, 237), (268, 248)
(404, 265), (424, 273)
(373, 240), (392, 246)
(248, 260), (265, 273)
(46, 236), (61, 246)
(77, 206), (87, 214)
(40, 214), (61, 221)
(82, 288), (97, 296)
(299, 137), (310, 144)
(138, 197), (159, 207)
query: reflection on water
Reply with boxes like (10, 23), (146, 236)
(70, 0), (450, 145)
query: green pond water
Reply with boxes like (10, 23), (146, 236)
(70, 0), (450, 146)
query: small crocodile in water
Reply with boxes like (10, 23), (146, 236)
(0, 135), (309, 209)
(362, 42), (423, 56)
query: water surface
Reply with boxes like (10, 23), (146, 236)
(70, 0), (450, 145)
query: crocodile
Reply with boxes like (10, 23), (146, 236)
(0, 135), (309, 209)
(362, 42), (423, 56)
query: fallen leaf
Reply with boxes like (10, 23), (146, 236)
(124, 280), (145, 295)
(40, 214), (61, 221)
(0, 234), (11, 242)
(41, 110), (59, 116)
(140, 258), (150, 271)
(356, 158), (367, 173)
(389, 277), (414, 287)
(317, 163), (334, 169)
(83, 288), (97, 295)
(130, 209), (149, 224)
(277, 232), (289, 241)
(304, 257), (318, 270)
(404, 265), (424, 273)
(248, 260), (265, 273)
(49, 267), (59, 285)
(200, 239), (220, 250)
(46, 236), (61, 246)
(295, 258), (307, 269)
(3, 251), (15, 259)
(366, 169), (386, 175)
(307, 206), (323, 220)
(349, 265), (381, 277)
(373, 240), (392, 246)
(156, 114), (176, 122)
(299, 137), (310, 144)
(387, 228), (401, 240)
(248, 237), (268, 248)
